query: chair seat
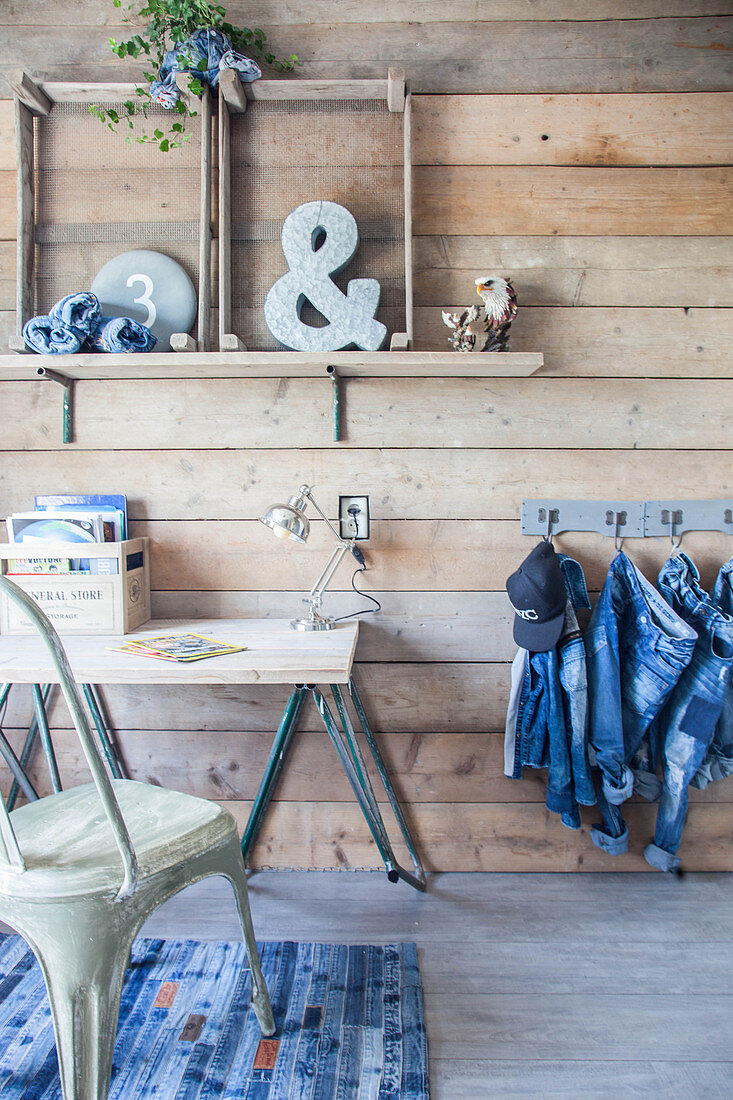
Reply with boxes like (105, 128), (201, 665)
(0, 780), (236, 899)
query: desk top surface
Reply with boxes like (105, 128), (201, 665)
(0, 618), (359, 685)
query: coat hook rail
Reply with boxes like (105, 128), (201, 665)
(522, 500), (733, 540)
(521, 500), (645, 539)
(35, 366), (73, 444)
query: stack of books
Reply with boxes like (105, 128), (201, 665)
(5, 493), (127, 575)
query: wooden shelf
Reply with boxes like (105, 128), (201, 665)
(0, 351), (542, 381)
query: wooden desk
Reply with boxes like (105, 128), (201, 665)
(0, 618), (425, 891)
(0, 618), (359, 686)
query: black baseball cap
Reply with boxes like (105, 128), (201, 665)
(506, 541), (566, 652)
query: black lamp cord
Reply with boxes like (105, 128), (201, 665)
(332, 567), (383, 629)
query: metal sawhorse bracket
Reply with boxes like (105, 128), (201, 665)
(241, 678), (427, 892)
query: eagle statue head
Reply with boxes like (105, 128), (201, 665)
(475, 276), (517, 327)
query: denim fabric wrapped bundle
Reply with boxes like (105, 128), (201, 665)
(149, 28), (261, 108)
(23, 292), (101, 354)
(87, 316), (157, 354)
(23, 292), (156, 354)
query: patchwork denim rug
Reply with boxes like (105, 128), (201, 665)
(0, 936), (429, 1099)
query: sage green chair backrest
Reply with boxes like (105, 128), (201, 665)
(0, 576), (138, 894)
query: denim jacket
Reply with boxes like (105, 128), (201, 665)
(505, 554), (596, 828)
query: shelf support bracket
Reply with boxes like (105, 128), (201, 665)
(36, 366), (74, 444)
(326, 365), (341, 442)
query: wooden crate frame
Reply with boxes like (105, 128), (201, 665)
(10, 71), (213, 354)
(0, 538), (151, 635)
(216, 68), (413, 353)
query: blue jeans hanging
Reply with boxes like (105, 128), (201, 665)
(643, 554), (733, 871)
(585, 552), (696, 855)
(691, 558), (733, 789)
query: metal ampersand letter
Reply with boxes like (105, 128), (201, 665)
(264, 201), (387, 352)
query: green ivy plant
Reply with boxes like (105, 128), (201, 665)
(91, 0), (299, 151)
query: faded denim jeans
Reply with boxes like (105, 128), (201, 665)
(644, 554), (733, 872)
(585, 552), (696, 855)
(691, 557), (733, 789)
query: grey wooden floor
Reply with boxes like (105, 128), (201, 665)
(138, 871), (733, 1100)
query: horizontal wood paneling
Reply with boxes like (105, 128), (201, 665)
(4, 235), (718, 315)
(4, 665), (513, 733)
(415, 307), (733, 371)
(2, 448), (729, 520)
(414, 167), (732, 236)
(2, 377), (732, 449)
(2, 18), (730, 94)
(2, 3), (724, 26)
(413, 236), (733, 307)
(413, 93), (733, 166)
(5, 725), (730, 806)
(118, 519), (733, 593)
(224, 800), (733, 872)
(3, 166), (730, 246)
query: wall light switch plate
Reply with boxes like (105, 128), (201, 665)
(339, 496), (370, 540)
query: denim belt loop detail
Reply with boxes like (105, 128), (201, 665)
(590, 822), (629, 855)
(644, 842), (681, 873)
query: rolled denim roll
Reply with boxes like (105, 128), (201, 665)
(22, 315), (84, 354)
(49, 292), (101, 338)
(87, 316), (157, 353)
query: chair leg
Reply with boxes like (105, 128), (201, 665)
(220, 841), (276, 1037)
(24, 915), (132, 1100)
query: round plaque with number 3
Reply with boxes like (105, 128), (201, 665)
(91, 250), (197, 350)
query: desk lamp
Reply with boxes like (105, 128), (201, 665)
(260, 485), (365, 631)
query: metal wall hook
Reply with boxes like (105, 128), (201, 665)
(543, 508), (557, 545)
(669, 513), (683, 554)
(612, 512), (624, 552)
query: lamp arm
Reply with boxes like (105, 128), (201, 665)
(301, 487), (346, 543)
(306, 542), (350, 606)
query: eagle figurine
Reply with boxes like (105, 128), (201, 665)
(442, 276), (518, 352)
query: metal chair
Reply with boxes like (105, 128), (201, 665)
(0, 576), (275, 1099)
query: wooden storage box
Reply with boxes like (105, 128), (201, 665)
(0, 538), (150, 635)
(216, 69), (413, 352)
(12, 73), (213, 352)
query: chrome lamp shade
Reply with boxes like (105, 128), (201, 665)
(260, 488), (312, 544)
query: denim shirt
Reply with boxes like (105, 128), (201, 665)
(505, 553), (595, 828)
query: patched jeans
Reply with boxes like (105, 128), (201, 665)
(643, 554), (733, 872)
(692, 558), (733, 789)
(585, 552), (697, 855)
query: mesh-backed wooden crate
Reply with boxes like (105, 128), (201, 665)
(217, 70), (413, 353)
(12, 73), (213, 352)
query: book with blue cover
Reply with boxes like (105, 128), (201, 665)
(34, 494), (128, 539)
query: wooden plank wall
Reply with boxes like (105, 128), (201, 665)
(0, 2), (731, 871)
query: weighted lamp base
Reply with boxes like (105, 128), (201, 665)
(290, 614), (335, 631)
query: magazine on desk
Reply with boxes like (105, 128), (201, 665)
(110, 633), (247, 662)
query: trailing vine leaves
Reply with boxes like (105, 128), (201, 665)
(91, 0), (299, 151)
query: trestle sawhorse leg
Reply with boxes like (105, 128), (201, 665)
(240, 678), (427, 892)
(0, 683), (126, 808)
